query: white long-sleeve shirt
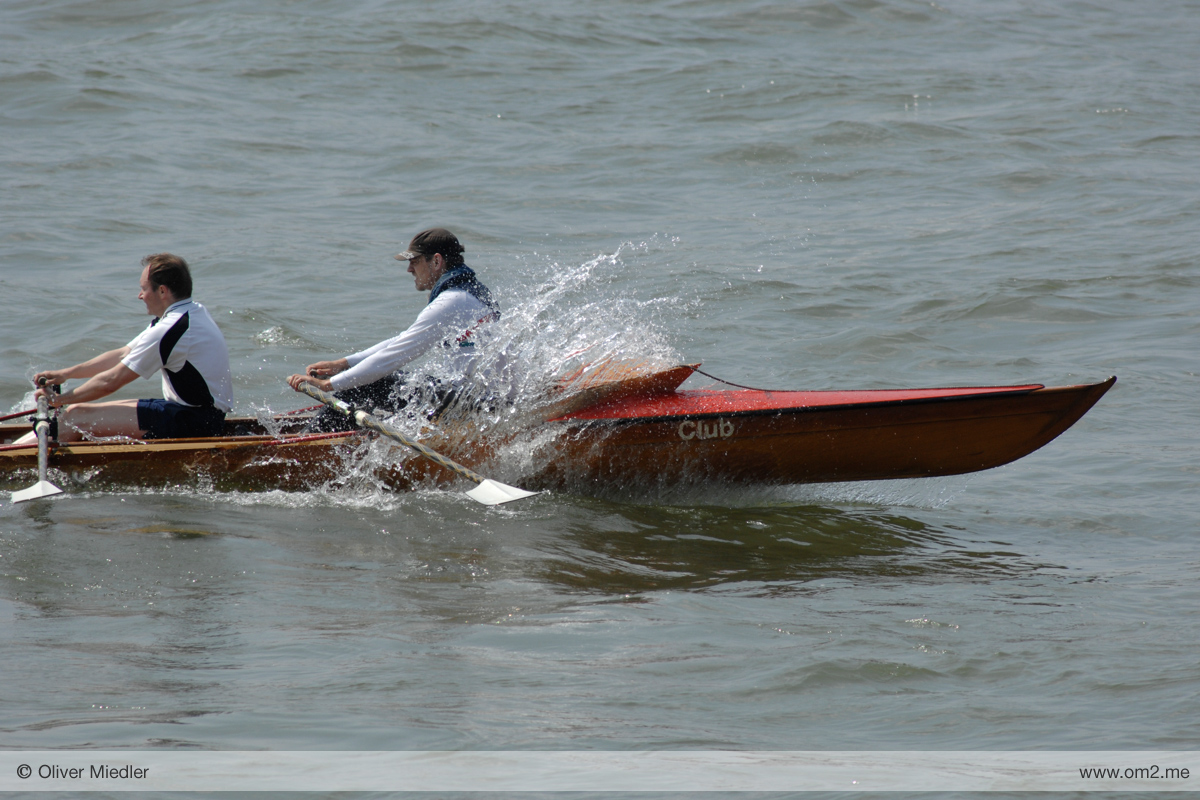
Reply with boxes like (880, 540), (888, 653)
(329, 289), (496, 391)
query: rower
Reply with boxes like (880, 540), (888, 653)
(286, 227), (502, 430)
(16, 253), (233, 444)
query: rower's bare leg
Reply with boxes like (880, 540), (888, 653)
(57, 399), (145, 442)
(14, 399), (144, 444)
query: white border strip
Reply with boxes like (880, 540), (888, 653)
(1, 751), (1196, 792)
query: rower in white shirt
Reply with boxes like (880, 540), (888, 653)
(19, 253), (233, 443)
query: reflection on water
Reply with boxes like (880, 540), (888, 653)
(539, 500), (1054, 594)
(4, 474), (1060, 611)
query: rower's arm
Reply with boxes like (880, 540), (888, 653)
(35, 346), (132, 386)
(46, 363), (140, 407)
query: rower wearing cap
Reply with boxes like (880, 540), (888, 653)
(286, 227), (500, 429)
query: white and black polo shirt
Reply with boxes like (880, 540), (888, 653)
(122, 299), (234, 414)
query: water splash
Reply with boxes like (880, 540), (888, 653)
(442, 241), (687, 414)
(232, 245), (978, 508)
(331, 244), (691, 478)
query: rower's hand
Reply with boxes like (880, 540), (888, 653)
(32, 377), (65, 406)
(304, 359), (348, 379)
(33, 369), (69, 388)
(287, 373), (333, 393)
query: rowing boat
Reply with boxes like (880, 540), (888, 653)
(0, 366), (1114, 495)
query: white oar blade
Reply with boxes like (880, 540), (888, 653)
(465, 479), (539, 506)
(12, 480), (63, 504)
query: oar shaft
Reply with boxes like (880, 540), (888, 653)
(295, 383), (487, 486)
(11, 392), (63, 503)
(0, 408), (35, 423)
(35, 395), (51, 483)
(352, 411), (488, 485)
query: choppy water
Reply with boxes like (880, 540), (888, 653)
(2, 0), (1198, 794)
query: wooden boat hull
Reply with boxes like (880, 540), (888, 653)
(0, 429), (366, 492)
(1, 375), (1115, 494)
(533, 378), (1116, 488)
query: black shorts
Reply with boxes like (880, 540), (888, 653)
(136, 399), (226, 439)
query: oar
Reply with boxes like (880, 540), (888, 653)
(0, 407), (35, 423)
(12, 391), (63, 504)
(295, 382), (537, 506)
